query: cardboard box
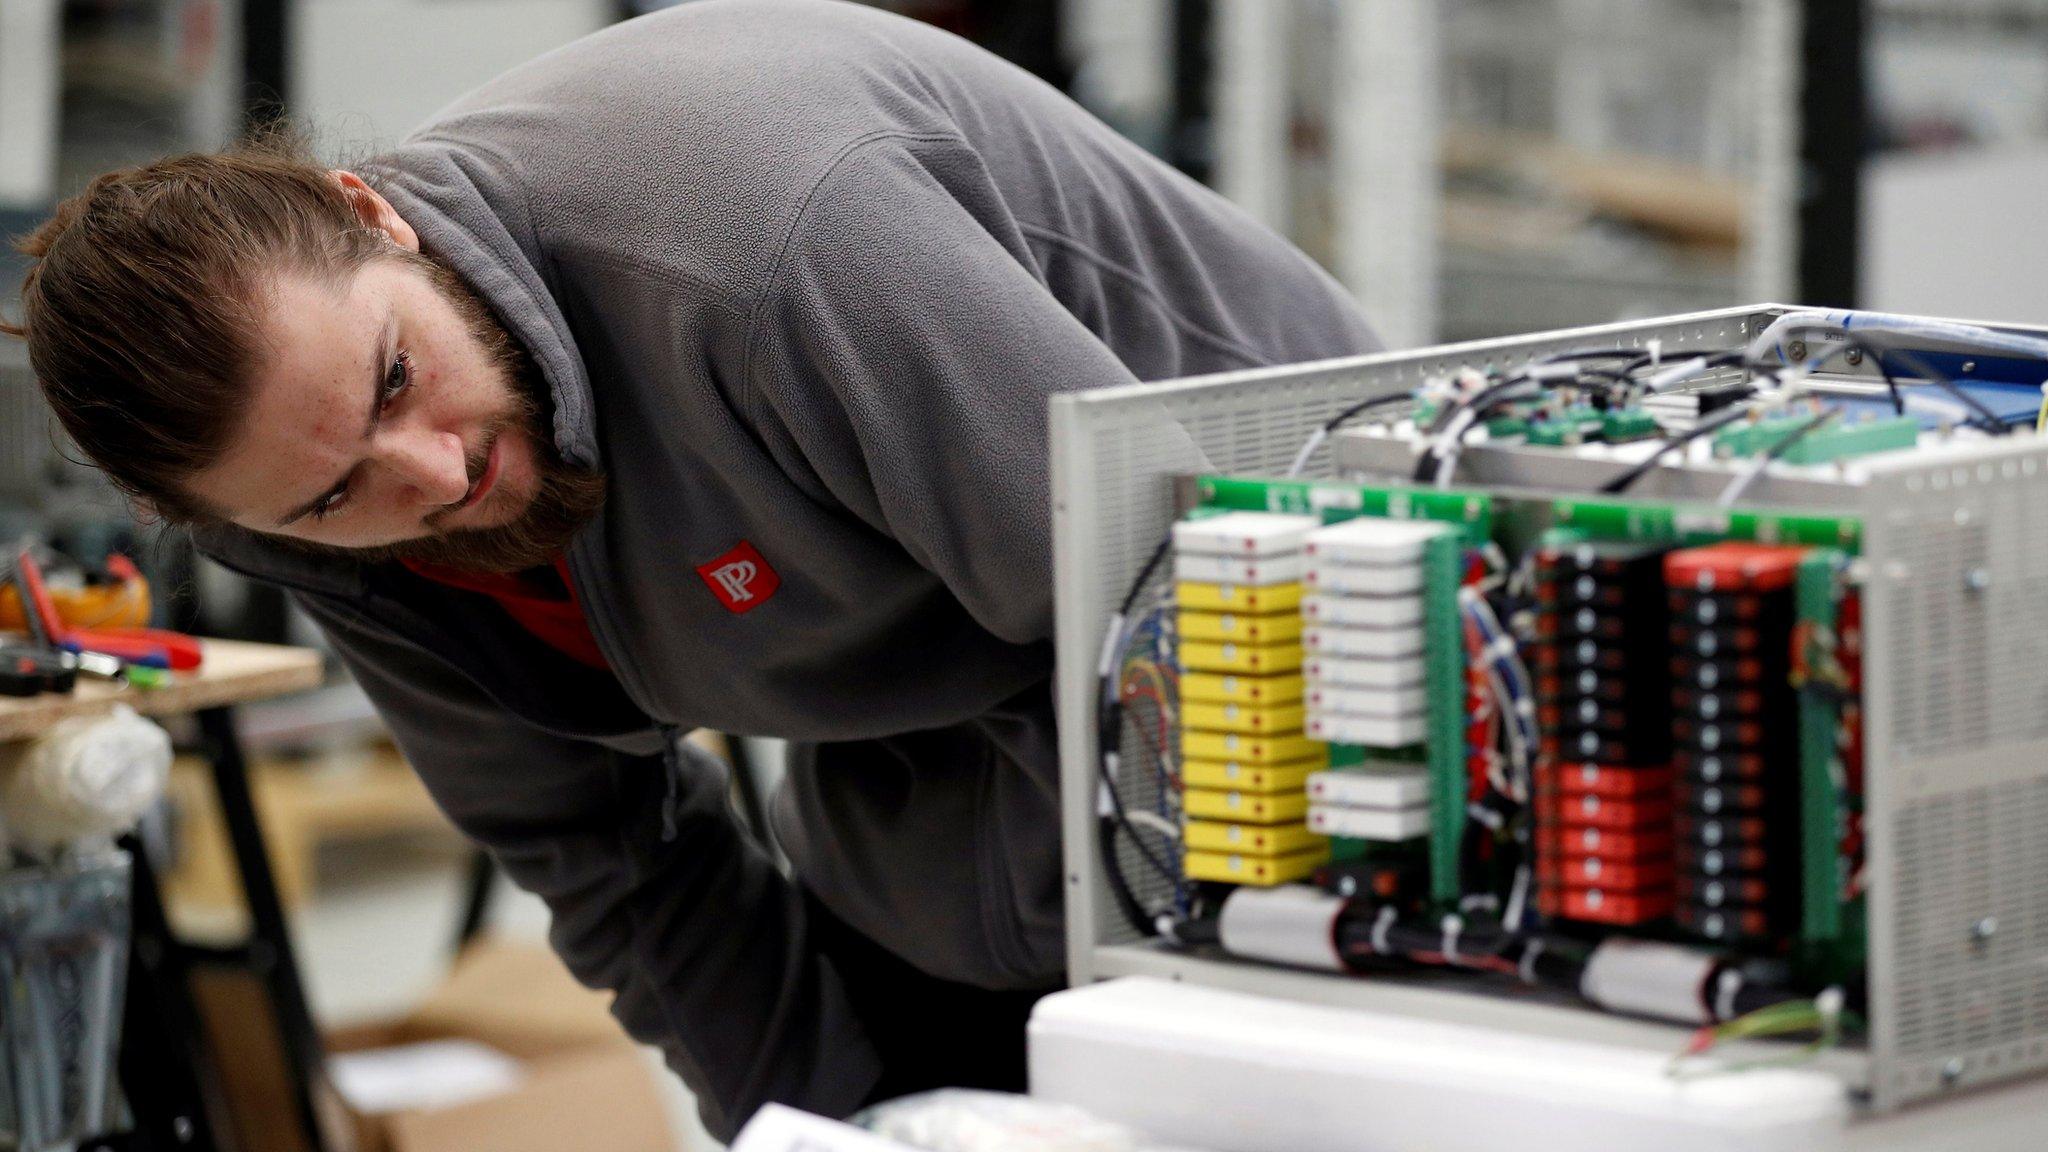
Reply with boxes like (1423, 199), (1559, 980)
(327, 939), (677, 1152)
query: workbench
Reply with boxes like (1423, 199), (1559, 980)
(0, 639), (320, 741)
(3, 639), (331, 1152)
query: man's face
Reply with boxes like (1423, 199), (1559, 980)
(188, 251), (601, 572)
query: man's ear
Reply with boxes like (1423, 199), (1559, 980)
(329, 170), (420, 252)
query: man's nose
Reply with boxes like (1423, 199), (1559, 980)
(378, 429), (471, 508)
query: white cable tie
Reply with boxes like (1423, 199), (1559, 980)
(1440, 914), (1465, 965)
(1095, 779), (1115, 817)
(1287, 426), (1330, 479)
(1096, 612), (1127, 680)
(1504, 863), (1532, 933)
(1371, 904), (1398, 956)
(1643, 355), (1709, 394)
(1519, 937), (1545, 985)
(1434, 447), (1463, 491)
(1714, 968), (1743, 1023)
(1817, 985), (1846, 1031)
(1125, 810), (1182, 841)
(1648, 338), (1663, 367)
(1717, 453), (1775, 510)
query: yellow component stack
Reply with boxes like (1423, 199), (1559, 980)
(1171, 512), (1331, 886)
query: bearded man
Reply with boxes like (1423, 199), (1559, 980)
(6, 0), (1375, 1136)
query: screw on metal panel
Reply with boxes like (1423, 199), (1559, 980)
(1973, 916), (1999, 942)
(1965, 569), (1992, 593)
(1963, 361), (1977, 374)
(174, 1117), (195, 1143)
(1845, 347), (1864, 366)
(1942, 1058), (1966, 1085)
(1787, 339), (1809, 362)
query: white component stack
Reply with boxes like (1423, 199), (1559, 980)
(1171, 511), (1320, 586)
(1306, 764), (1432, 842)
(1299, 517), (1449, 749)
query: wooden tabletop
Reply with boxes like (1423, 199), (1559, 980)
(0, 638), (324, 744)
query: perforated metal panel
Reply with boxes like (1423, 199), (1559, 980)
(1860, 436), (2048, 1109)
(1053, 304), (1779, 970)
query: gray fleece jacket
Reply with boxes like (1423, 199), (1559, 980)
(196, 0), (1377, 1137)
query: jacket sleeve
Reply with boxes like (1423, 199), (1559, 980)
(740, 136), (1154, 648)
(291, 593), (881, 1141)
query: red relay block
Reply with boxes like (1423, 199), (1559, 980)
(1537, 824), (1674, 861)
(1663, 542), (1806, 593)
(1539, 886), (1675, 926)
(1540, 855), (1674, 890)
(1535, 791), (1673, 830)
(1548, 762), (1673, 799)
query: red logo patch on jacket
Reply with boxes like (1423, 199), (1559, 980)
(696, 542), (779, 614)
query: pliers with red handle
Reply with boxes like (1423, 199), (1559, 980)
(15, 548), (204, 671)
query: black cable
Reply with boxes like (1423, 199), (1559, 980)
(1523, 348), (1656, 373)
(1771, 334), (2004, 431)
(1757, 406), (1840, 465)
(1413, 377), (1571, 483)
(1097, 817), (1155, 939)
(1411, 378), (1547, 481)
(1598, 404), (1757, 495)
(1092, 528), (1183, 938)
(1118, 535), (1174, 616)
(1710, 407), (1841, 508)
(1095, 696), (1180, 891)
(1167, 915), (1223, 946)
(1398, 348), (1737, 486)
(1323, 390), (1416, 436)
(1833, 336), (1906, 417)
(1882, 345), (2012, 434)
(1286, 391), (1417, 478)
(1769, 337), (1902, 417)
(1536, 349), (1645, 361)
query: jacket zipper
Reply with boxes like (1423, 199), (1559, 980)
(564, 536), (691, 842)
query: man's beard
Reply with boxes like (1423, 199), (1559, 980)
(299, 250), (607, 574)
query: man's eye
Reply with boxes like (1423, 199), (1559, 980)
(310, 486), (350, 521)
(381, 350), (413, 407)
